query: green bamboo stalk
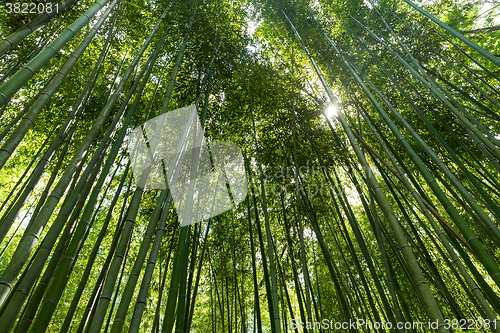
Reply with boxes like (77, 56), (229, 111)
(151, 223), (178, 333)
(0, 0), (112, 109)
(273, 215), (298, 333)
(246, 161), (277, 332)
(378, 163), (486, 319)
(279, 192), (307, 330)
(352, 64), (500, 243)
(183, 222), (200, 332)
(23, 32), (118, 227)
(289, 97), (312, 332)
(281, 9), (448, 330)
(349, 28), (500, 221)
(0, 0), (79, 57)
(0, 98), (37, 142)
(0, 0), (117, 171)
(325, 162), (399, 328)
(108, 191), (171, 333)
(250, 109), (281, 333)
(0, 108), (78, 242)
(161, 225), (189, 333)
(245, 192), (263, 333)
(377, 164), (466, 320)
(386, 8), (500, 112)
(118, 63), (173, 333)
(60, 169), (132, 333)
(0, 125), (112, 330)
(93, 31), (172, 332)
(39, 27), (168, 328)
(0, 4), (168, 308)
(349, 16), (500, 162)
(373, 3), (500, 113)
(0, 119), (59, 227)
(99, 13), (202, 333)
(173, 225), (191, 333)
(439, 38), (500, 90)
(400, 0), (500, 66)
(127, 195), (174, 333)
(354, 103), (500, 321)
(185, 220), (211, 331)
(15, 152), (118, 333)
(25, 111), (83, 231)
(0, 202), (35, 261)
(323, 25), (500, 288)
(85, 56), (169, 333)
(295, 179), (353, 326)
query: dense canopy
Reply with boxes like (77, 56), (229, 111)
(0, 0), (500, 332)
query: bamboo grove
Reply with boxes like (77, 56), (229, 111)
(0, 0), (499, 331)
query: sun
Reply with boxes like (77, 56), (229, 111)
(326, 104), (339, 119)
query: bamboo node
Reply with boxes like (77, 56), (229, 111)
(398, 244), (409, 250)
(49, 193), (61, 201)
(25, 233), (40, 240)
(46, 45), (58, 55)
(44, 299), (57, 305)
(466, 235), (478, 243)
(22, 65), (36, 76)
(0, 148), (13, 156)
(65, 27), (77, 37)
(0, 281), (13, 289)
(445, 205), (454, 212)
(1, 39), (13, 48)
(0, 92), (7, 102)
(23, 115), (39, 126)
(18, 288), (30, 295)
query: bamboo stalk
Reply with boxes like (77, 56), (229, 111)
(0, 0), (112, 108)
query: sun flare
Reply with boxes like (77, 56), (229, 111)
(326, 104), (339, 119)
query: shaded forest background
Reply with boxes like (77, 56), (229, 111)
(0, 0), (500, 331)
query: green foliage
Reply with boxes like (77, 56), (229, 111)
(0, 0), (500, 332)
